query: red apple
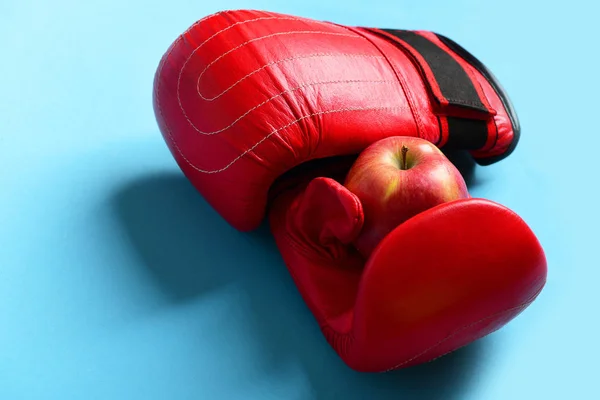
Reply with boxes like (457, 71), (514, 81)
(344, 136), (469, 257)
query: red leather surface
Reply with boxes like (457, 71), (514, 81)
(153, 9), (515, 231)
(153, 9), (544, 372)
(269, 177), (547, 372)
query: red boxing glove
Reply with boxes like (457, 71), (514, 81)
(270, 176), (545, 372)
(153, 9), (520, 231)
(153, 9), (547, 372)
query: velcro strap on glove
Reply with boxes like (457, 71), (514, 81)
(364, 28), (499, 151)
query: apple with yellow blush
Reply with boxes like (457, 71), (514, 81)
(344, 136), (470, 258)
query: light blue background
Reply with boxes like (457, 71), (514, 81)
(1, 0), (596, 398)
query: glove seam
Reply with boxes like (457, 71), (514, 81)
(177, 27), (364, 137)
(192, 76), (394, 135)
(196, 54), (388, 102)
(164, 105), (410, 174)
(157, 14), (428, 174)
(338, 25), (427, 140)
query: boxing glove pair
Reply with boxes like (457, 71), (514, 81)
(152, 9), (547, 372)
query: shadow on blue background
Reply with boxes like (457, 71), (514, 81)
(442, 148), (480, 189)
(112, 167), (490, 399)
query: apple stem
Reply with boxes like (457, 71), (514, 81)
(401, 145), (409, 170)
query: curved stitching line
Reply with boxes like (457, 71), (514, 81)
(154, 12), (232, 173)
(196, 53), (384, 101)
(173, 11), (335, 51)
(176, 17), (316, 108)
(193, 30), (360, 85)
(162, 88), (405, 174)
(384, 284), (545, 371)
(154, 10), (230, 124)
(171, 11), (229, 47)
(178, 30), (363, 125)
(158, 15), (399, 173)
(191, 78), (393, 135)
(174, 13), (358, 109)
(184, 17), (310, 80)
(192, 106), (405, 174)
(178, 30), (365, 140)
(158, 15), (395, 174)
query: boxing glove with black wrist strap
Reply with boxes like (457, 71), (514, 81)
(153, 9), (546, 372)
